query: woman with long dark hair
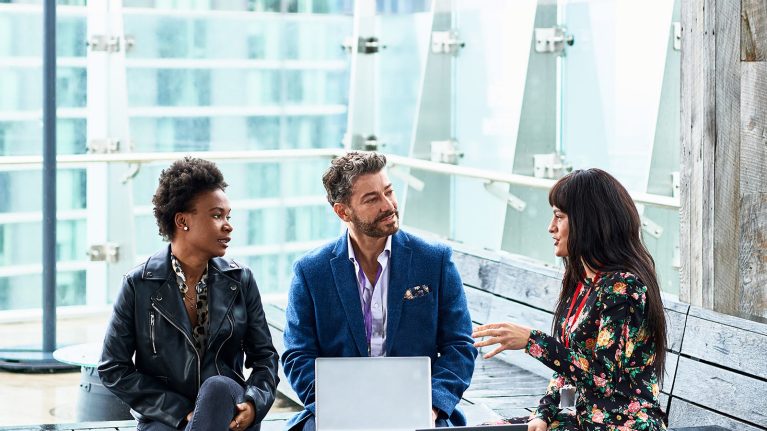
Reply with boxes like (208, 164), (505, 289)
(473, 168), (667, 430)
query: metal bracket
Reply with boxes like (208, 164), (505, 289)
(87, 243), (120, 263)
(534, 27), (574, 54)
(484, 181), (526, 212)
(431, 30), (465, 56)
(342, 36), (383, 54)
(87, 35), (135, 53)
(640, 216), (664, 239)
(87, 139), (120, 154)
(672, 22), (681, 51)
(430, 139), (463, 165)
(350, 134), (382, 151)
(671, 171), (680, 199)
(533, 153), (572, 179)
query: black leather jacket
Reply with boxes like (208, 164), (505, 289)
(99, 246), (279, 428)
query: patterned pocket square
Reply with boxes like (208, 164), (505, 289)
(404, 284), (431, 300)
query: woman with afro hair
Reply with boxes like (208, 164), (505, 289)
(99, 157), (279, 430)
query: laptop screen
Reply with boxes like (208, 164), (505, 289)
(315, 356), (432, 431)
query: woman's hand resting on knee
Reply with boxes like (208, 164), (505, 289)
(472, 322), (532, 359)
(229, 401), (256, 430)
(527, 418), (547, 431)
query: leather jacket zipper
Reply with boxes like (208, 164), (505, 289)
(152, 304), (201, 389)
(149, 311), (157, 354)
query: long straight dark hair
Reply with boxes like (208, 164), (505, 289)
(548, 168), (667, 381)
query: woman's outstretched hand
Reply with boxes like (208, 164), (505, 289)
(472, 322), (533, 359)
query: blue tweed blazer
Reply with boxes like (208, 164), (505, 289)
(282, 229), (477, 429)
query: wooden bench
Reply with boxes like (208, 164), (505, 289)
(449, 246), (767, 430)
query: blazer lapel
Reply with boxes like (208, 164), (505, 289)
(385, 231), (412, 354)
(330, 235), (369, 356)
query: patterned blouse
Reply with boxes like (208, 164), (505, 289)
(525, 272), (666, 431)
(171, 254), (209, 354)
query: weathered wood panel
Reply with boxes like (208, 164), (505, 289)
(712, 0), (743, 316)
(672, 356), (767, 425)
(680, 0), (717, 308)
(667, 398), (766, 431)
(682, 313), (767, 378)
(465, 286), (554, 332)
(742, 0), (767, 60)
(453, 250), (500, 291)
(466, 286), (556, 378)
(689, 305), (767, 335)
(493, 258), (561, 311)
(666, 308), (687, 353)
(738, 193), (767, 320)
(741, 50), (767, 195)
(662, 352), (679, 394)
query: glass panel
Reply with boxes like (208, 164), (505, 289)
(0, 271), (85, 312)
(346, 2), (432, 156)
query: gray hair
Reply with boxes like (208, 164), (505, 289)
(322, 152), (387, 205)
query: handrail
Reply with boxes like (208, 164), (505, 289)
(0, 148), (681, 209)
(385, 154), (681, 209)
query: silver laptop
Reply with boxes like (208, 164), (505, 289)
(315, 356), (432, 431)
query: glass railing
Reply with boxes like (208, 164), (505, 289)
(0, 0), (682, 344)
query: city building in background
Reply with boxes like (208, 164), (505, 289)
(0, 0), (684, 344)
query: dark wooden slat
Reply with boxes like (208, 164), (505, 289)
(672, 356), (767, 425)
(668, 398), (766, 431)
(742, 0), (767, 60)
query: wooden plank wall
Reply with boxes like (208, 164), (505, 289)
(681, 0), (767, 320)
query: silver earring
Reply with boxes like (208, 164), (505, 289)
(183, 226), (189, 231)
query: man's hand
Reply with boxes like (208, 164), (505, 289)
(431, 408), (438, 426)
(229, 401), (256, 430)
(186, 411), (194, 422)
(527, 418), (547, 431)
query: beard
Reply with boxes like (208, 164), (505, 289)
(350, 209), (399, 238)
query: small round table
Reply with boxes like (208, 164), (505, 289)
(53, 343), (133, 421)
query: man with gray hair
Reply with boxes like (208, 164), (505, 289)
(282, 151), (477, 430)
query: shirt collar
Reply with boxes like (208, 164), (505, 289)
(347, 231), (392, 265)
(170, 254), (209, 293)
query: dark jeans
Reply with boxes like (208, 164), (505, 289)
(137, 375), (260, 431)
(300, 415), (450, 430)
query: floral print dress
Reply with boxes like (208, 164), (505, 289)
(525, 272), (666, 431)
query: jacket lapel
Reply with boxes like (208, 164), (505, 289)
(385, 231), (411, 354)
(330, 234), (369, 356)
(206, 267), (239, 345)
(151, 279), (195, 339)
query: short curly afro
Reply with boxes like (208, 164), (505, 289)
(152, 157), (228, 241)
